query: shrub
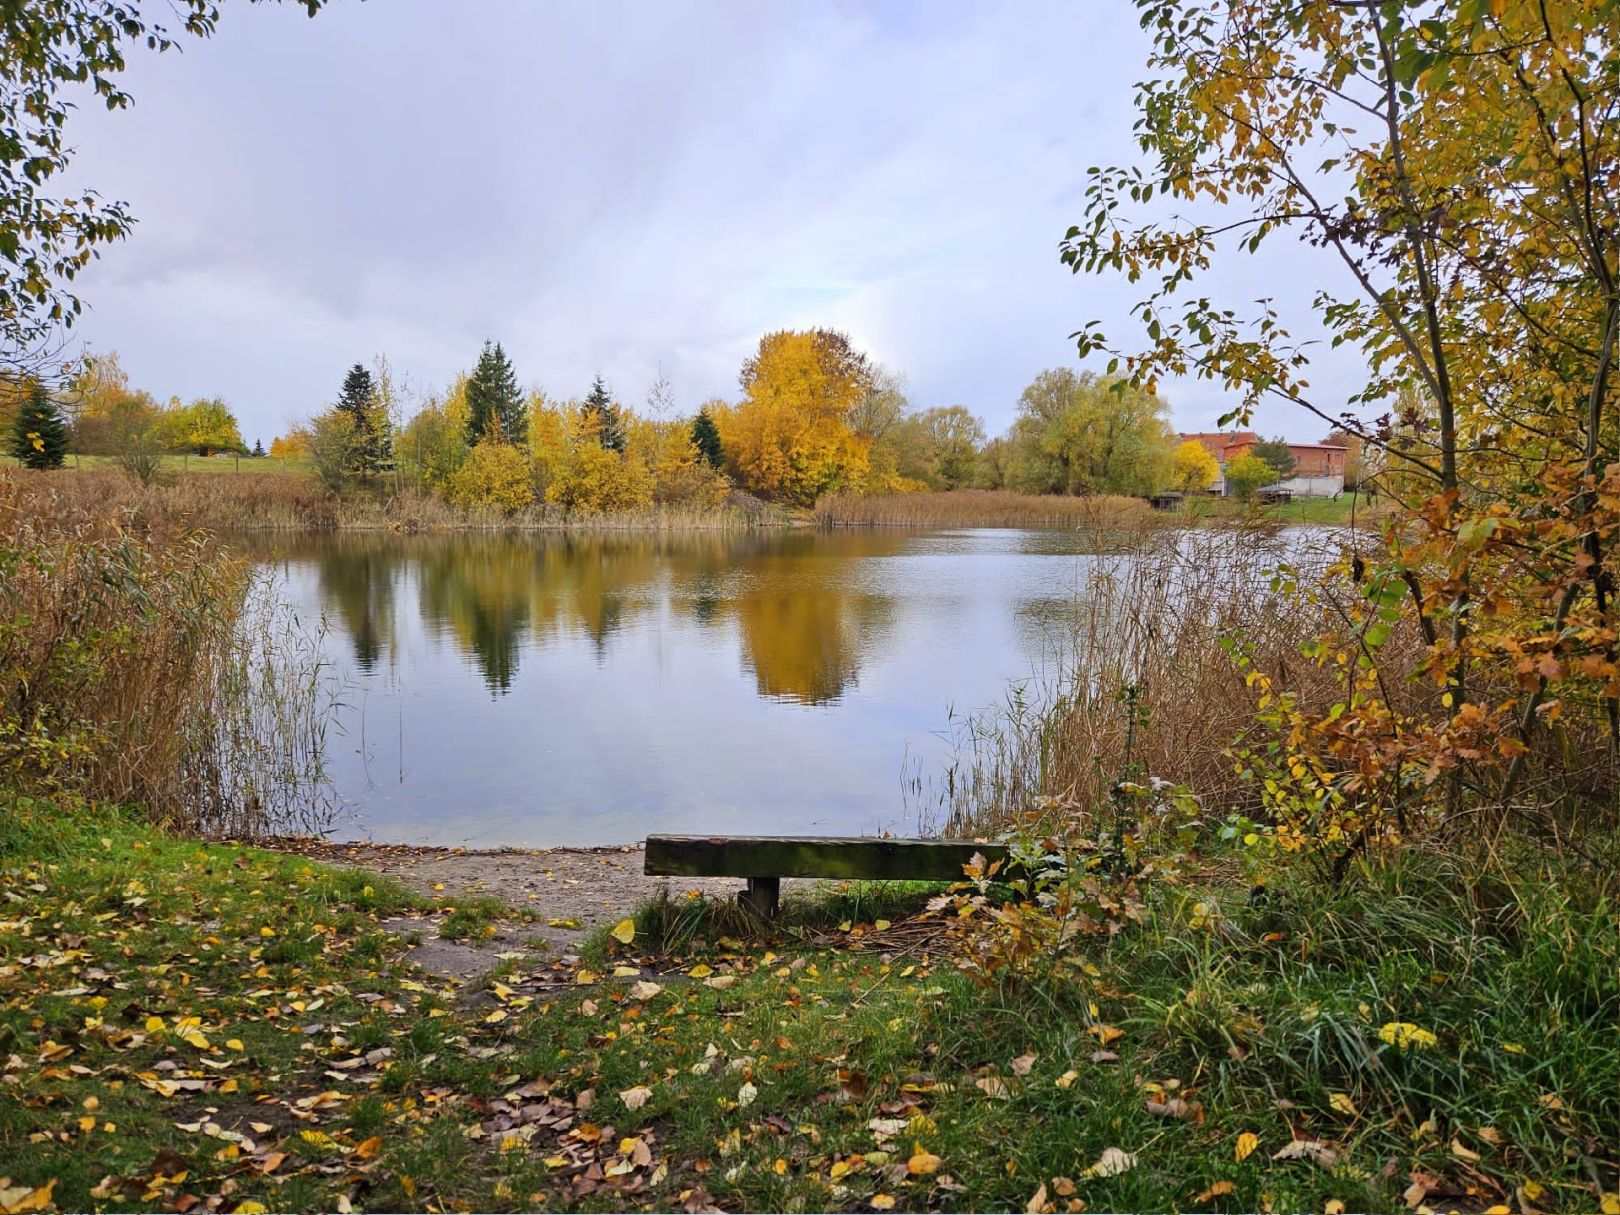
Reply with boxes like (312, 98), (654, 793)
(447, 440), (535, 514)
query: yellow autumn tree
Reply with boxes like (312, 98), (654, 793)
(447, 440), (535, 514)
(1170, 438), (1219, 492)
(716, 329), (875, 506)
(536, 402), (654, 516)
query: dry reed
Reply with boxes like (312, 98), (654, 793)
(924, 517), (1428, 834)
(0, 474), (336, 834)
(815, 489), (1155, 530)
(0, 468), (777, 534)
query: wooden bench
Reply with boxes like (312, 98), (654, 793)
(643, 833), (1007, 917)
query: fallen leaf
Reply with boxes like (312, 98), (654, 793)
(975, 1075), (1013, 1100)
(0, 1180), (55, 1214)
(1081, 1147), (1135, 1178)
(737, 1082), (757, 1108)
(1026, 1182), (1052, 1213)
(1010, 1052), (1037, 1076)
(1272, 1139), (1339, 1167)
(1197, 1180), (1236, 1202)
(629, 981), (664, 1001)
(610, 919), (636, 944)
(870, 1197), (896, 1211)
(1234, 1132), (1259, 1162)
(907, 1150), (942, 1176)
(620, 1086), (653, 1111)
(1328, 1092), (1358, 1116)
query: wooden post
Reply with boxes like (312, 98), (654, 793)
(739, 877), (780, 918)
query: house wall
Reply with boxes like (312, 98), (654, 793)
(1271, 473), (1344, 499)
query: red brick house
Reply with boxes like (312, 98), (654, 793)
(1180, 432), (1347, 497)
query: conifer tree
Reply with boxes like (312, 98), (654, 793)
(690, 407), (725, 470)
(9, 384), (68, 469)
(466, 342), (526, 446)
(251, 437), (265, 458)
(583, 375), (626, 453)
(336, 362), (390, 475)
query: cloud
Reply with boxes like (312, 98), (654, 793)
(63, 0), (1358, 444)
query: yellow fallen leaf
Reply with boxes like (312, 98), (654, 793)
(610, 919), (636, 945)
(907, 1149), (943, 1175)
(258, 926), (275, 938)
(353, 1135), (383, 1159)
(234, 1204), (268, 1215)
(1055, 1069), (1079, 1089)
(688, 963), (713, 978)
(874, 919), (892, 931)
(225, 1039), (244, 1052)
(1328, 1092), (1357, 1116)
(144, 1016), (166, 1035)
(1235, 1131), (1260, 1162)
(870, 1196), (896, 1211)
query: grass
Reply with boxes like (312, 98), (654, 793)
(4, 795), (1614, 1213)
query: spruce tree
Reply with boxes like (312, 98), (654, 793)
(251, 437), (265, 458)
(583, 375), (627, 453)
(10, 384), (68, 469)
(336, 362), (387, 475)
(691, 408), (725, 469)
(466, 341), (526, 446)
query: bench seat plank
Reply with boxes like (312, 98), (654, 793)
(644, 834), (1005, 883)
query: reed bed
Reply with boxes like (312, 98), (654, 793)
(0, 468), (776, 534)
(815, 489), (1154, 529)
(924, 517), (1432, 834)
(0, 475), (335, 834)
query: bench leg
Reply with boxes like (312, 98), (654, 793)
(739, 876), (780, 918)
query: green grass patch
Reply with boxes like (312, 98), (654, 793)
(2, 801), (1614, 1212)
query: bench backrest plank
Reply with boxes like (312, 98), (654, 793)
(644, 834), (1005, 883)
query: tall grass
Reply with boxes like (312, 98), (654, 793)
(0, 468), (777, 533)
(816, 488), (1154, 529)
(0, 475), (335, 833)
(924, 517), (1428, 833)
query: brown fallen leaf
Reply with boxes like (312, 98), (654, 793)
(1026, 1182), (1053, 1213)
(1197, 1180), (1236, 1202)
(1010, 1052), (1038, 1076)
(975, 1075), (1013, 1100)
(619, 1086), (653, 1111)
(1271, 1138), (1339, 1167)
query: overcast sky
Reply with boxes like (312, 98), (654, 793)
(63, 0), (1360, 447)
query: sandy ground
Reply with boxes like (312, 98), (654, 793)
(267, 839), (799, 980)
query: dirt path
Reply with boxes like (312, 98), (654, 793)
(268, 839), (791, 980)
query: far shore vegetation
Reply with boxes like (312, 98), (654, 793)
(3, 339), (1383, 533)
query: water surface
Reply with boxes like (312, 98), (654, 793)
(244, 528), (1108, 846)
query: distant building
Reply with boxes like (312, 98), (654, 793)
(1180, 431), (1347, 498)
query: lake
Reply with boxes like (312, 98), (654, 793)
(242, 527), (1115, 847)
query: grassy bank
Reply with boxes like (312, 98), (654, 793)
(3, 800), (1615, 1213)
